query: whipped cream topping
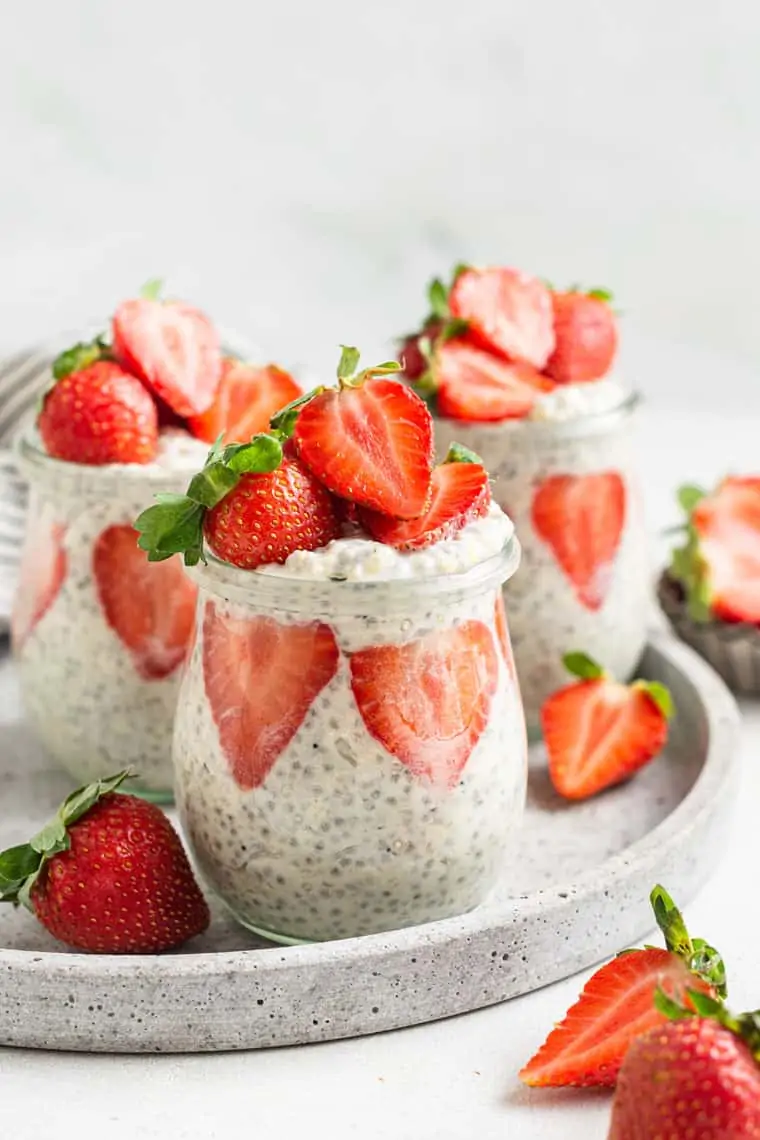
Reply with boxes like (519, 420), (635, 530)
(528, 375), (629, 422)
(257, 502), (514, 582)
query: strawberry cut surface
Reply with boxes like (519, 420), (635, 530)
(520, 947), (711, 1088)
(542, 677), (669, 800)
(292, 378), (434, 519)
(112, 298), (222, 417)
(532, 472), (626, 610)
(359, 459), (491, 550)
(494, 595), (516, 681)
(202, 602), (340, 790)
(693, 476), (760, 624)
(545, 290), (618, 385)
(93, 525), (197, 680)
(349, 621), (498, 787)
(11, 520), (67, 650)
(449, 267), (555, 368)
(434, 339), (553, 423)
(187, 359), (301, 444)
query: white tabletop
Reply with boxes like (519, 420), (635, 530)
(1, 404), (758, 1140)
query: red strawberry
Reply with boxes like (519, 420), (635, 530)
(203, 458), (341, 570)
(112, 297), (222, 417)
(292, 375), (434, 519)
(93, 525), (197, 680)
(434, 339), (554, 422)
(0, 771), (210, 953)
(545, 289), (618, 384)
(202, 602), (339, 789)
(349, 621), (498, 787)
(359, 454), (491, 550)
(673, 477), (760, 625)
(11, 520), (67, 651)
(541, 652), (673, 800)
(398, 319), (444, 380)
(38, 361), (159, 465)
(449, 267), (555, 368)
(532, 472), (626, 610)
(494, 594), (516, 681)
(609, 1001), (760, 1139)
(187, 359), (302, 444)
(520, 886), (724, 1089)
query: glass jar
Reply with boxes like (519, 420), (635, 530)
(11, 433), (202, 802)
(433, 394), (651, 730)
(173, 535), (525, 944)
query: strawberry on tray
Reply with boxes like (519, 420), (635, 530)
(395, 264), (620, 423)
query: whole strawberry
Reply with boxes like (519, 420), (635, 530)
(545, 287), (618, 384)
(609, 993), (760, 1139)
(0, 772), (210, 953)
(204, 457), (341, 569)
(39, 352), (159, 466)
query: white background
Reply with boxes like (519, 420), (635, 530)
(1, 5), (759, 1138)
(1, 1), (760, 413)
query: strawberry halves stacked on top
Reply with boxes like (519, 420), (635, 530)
(398, 264), (618, 422)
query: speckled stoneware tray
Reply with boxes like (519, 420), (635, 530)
(0, 632), (740, 1054)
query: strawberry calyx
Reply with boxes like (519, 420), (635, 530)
(655, 989), (760, 1063)
(645, 885), (727, 997)
(50, 335), (112, 382)
(0, 770), (133, 911)
(561, 652), (675, 719)
(135, 430), (286, 566)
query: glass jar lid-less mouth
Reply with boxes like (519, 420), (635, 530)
(436, 389), (642, 443)
(187, 534), (522, 618)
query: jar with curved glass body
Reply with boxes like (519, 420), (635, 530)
(433, 394), (651, 730)
(11, 432), (203, 802)
(173, 536), (526, 944)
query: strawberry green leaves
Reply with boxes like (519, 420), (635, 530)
(562, 651), (606, 681)
(650, 885), (726, 998)
(443, 442), (484, 466)
(51, 335), (111, 381)
(135, 434), (285, 566)
(0, 770), (134, 911)
(669, 484), (713, 623)
(336, 345), (402, 389)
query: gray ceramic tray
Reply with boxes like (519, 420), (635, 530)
(0, 632), (740, 1054)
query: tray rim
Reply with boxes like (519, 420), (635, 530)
(0, 630), (741, 983)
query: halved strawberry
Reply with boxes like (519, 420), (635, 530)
(349, 622), (498, 787)
(93, 525), (197, 680)
(434, 339), (554, 423)
(545, 288), (618, 384)
(38, 361), (159, 466)
(494, 594), (516, 681)
(541, 652), (672, 800)
(203, 457), (341, 570)
(11, 520), (67, 651)
(359, 452), (491, 550)
(112, 297), (222, 417)
(187, 359), (302, 444)
(532, 472), (626, 610)
(202, 602), (339, 789)
(293, 376), (434, 519)
(671, 477), (760, 625)
(449, 267), (555, 368)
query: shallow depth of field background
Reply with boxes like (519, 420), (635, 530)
(1, 0), (759, 416)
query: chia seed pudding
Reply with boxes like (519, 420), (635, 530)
(12, 429), (208, 802)
(173, 511), (527, 944)
(433, 380), (651, 729)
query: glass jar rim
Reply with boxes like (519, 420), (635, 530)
(187, 534), (522, 615)
(435, 388), (641, 440)
(15, 431), (205, 494)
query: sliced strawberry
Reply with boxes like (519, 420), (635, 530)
(93, 525), (197, 680)
(398, 319), (444, 380)
(38, 361), (159, 466)
(545, 289), (618, 384)
(690, 477), (760, 624)
(187, 359), (302, 444)
(520, 947), (712, 1088)
(202, 602), (339, 789)
(541, 654), (672, 800)
(434, 340), (554, 423)
(11, 520), (67, 651)
(359, 458), (490, 550)
(293, 377), (434, 519)
(349, 622), (498, 787)
(532, 472), (626, 610)
(112, 298), (222, 417)
(448, 267), (555, 368)
(494, 594), (516, 681)
(203, 458), (341, 570)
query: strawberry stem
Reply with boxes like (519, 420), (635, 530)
(650, 885), (727, 998)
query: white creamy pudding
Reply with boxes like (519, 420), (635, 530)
(173, 516), (528, 943)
